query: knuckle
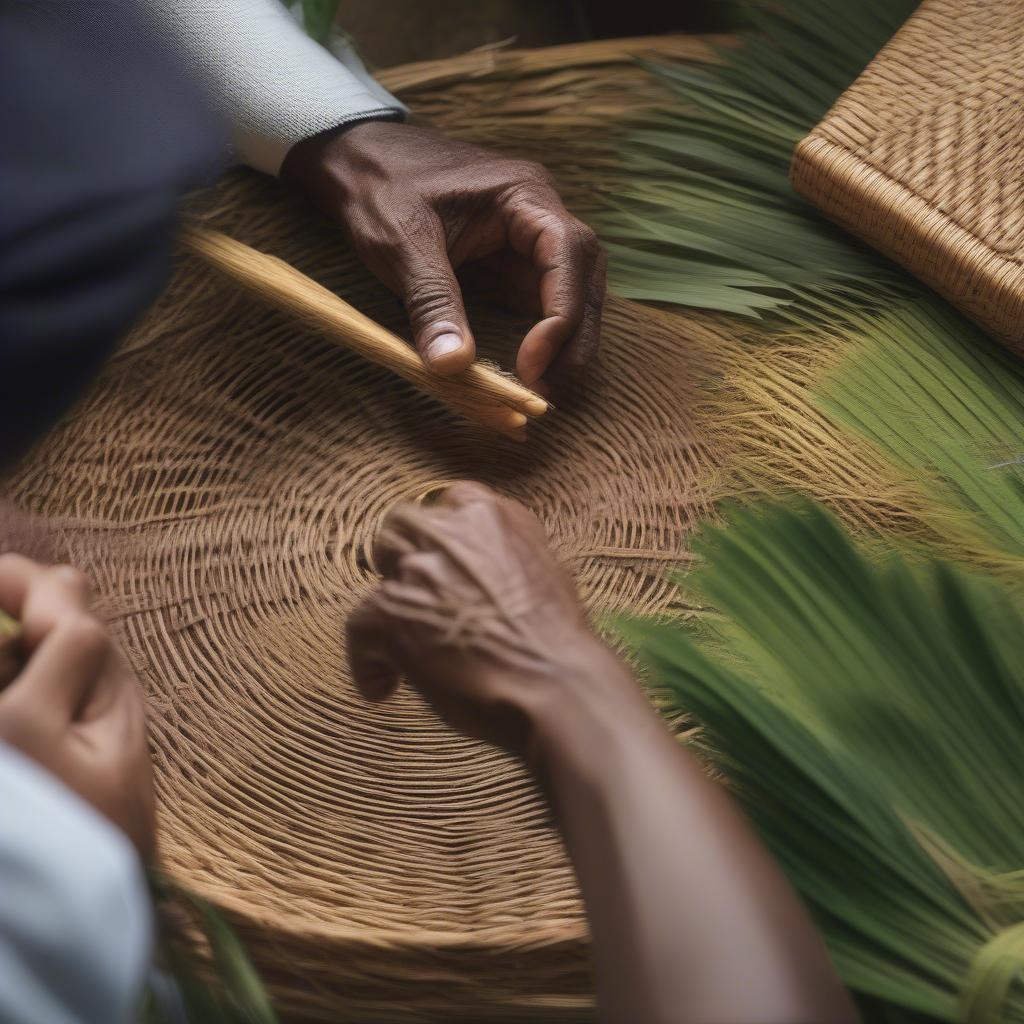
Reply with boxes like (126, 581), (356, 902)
(63, 613), (110, 656)
(445, 481), (493, 504)
(497, 172), (558, 208)
(576, 221), (600, 251)
(512, 159), (553, 185)
(406, 276), (458, 321)
(399, 551), (447, 583)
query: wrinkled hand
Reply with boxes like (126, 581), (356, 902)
(0, 554), (155, 859)
(347, 482), (628, 754)
(283, 122), (606, 390)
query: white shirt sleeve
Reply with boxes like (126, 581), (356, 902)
(145, 0), (408, 176)
(0, 743), (153, 1024)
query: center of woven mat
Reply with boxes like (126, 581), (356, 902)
(6, 179), (717, 955)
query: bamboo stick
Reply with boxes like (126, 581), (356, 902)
(180, 227), (548, 433)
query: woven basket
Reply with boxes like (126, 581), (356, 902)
(791, 0), (1024, 354)
(4, 37), (729, 1022)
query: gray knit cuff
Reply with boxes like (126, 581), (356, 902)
(148, 0), (409, 176)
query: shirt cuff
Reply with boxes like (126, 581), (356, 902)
(147, 0), (409, 177)
(0, 743), (152, 1024)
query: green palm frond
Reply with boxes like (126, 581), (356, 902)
(596, 0), (1024, 569)
(143, 873), (278, 1024)
(621, 502), (1024, 1021)
(817, 298), (1024, 568)
(600, 0), (918, 314)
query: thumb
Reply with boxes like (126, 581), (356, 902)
(398, 226), (476, 375)
(346, 596), (401, 702)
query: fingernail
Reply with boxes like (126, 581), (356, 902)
(425, 333), (463, 363)
(501, 410), (528, 430)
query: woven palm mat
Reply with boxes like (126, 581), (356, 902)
(792, 0), (1024, 355)
(2, 38), (743, 1023)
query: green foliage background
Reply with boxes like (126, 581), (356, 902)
(599, 2), (1024, 1019)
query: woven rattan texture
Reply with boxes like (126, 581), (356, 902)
(4, 39), (726, 1022)
(791, 0), (1024, 353)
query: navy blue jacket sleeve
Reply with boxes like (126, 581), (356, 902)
(0, 0), (224, 467)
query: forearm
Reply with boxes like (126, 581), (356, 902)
(345, 483), (853, 1020)
(528, 648), (856, 1024)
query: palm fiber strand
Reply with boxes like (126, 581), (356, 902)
(2, 37), (729, 1023)
(791, 0), (1024, 355)
(624, 502), (1024, 1023)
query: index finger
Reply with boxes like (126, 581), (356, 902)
(0, 553), (44, 618)
(2, 613), (109, 722)
(346, 596), (401, 703)
(432, 481), (499, 509)
(501, 184), (603, 384)
(546, 245), (607, 390)
(0, 556), (91, 652)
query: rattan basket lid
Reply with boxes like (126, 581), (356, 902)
(791, 0), (1024, 354)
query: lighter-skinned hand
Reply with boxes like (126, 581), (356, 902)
(282, 122), (607, 392)
(0, 553), (155, 860)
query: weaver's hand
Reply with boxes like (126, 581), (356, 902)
(348, 485), (856, 1024)
(347, 482), (631, 753)
(0, 554), (155, 859)
(282, 122), (606, 391)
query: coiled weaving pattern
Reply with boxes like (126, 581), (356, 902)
(4, 38), (726, 1022)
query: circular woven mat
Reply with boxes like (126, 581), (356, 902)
(4, 40), (727, 1023)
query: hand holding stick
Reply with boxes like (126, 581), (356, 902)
(180, 226), (548, 439)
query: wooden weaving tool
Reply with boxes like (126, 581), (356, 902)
(181, 226), (548, 439)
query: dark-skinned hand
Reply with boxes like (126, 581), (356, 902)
(282, 122), (607, 393)
(0, 554), (155, 860)
(346, 485), (858, 1024)
(346, 482), (632, 755)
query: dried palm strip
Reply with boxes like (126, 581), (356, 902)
(180, 225), (545, 437)
(376, 34), (728, 96)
